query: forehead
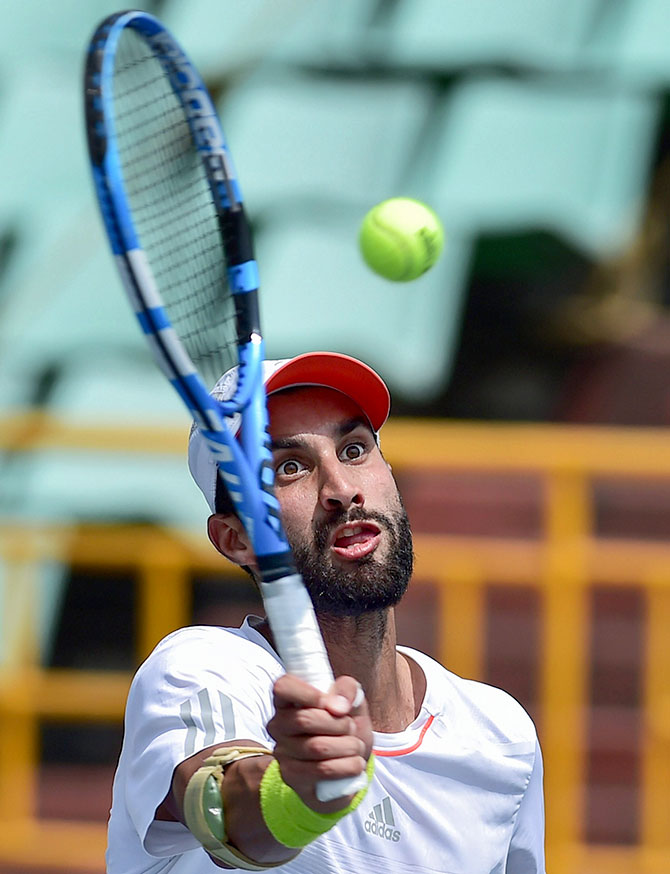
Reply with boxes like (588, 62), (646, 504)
(267, 386), (372, 440)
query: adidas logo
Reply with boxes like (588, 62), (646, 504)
(364, 796), (401, 842)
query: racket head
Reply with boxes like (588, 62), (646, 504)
(85, 10), (258, 406)
(84, 11), (286, 562)
(84, 20), (373, 786)
(85, 24), (378, 797)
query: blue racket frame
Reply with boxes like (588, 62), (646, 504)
(85, 10), (369, 800)
(85, 10), (290, 578)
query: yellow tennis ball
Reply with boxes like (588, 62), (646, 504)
(359, 197), (444, 282)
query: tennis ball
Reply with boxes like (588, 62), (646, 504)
(359, 197), (444, 282)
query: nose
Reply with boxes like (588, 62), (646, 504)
(318, 456), (364, 512)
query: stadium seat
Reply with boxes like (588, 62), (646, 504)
(219, 71), (435, 213)
(254, 213), (473, 402)
(0, 60), (102, 410)
(161, 0), (289, 77)
(381, 0), (606, 73)
(0, 1), (157, 68)
(611, 0), (670, 87)
(425, 77), (658, 257)
(0, 210), (203, 527)
(0, 65), (89, 213)
(162, 0), (378, 78)
(0, 207), (144, 406)
(1, 353), (205, 528)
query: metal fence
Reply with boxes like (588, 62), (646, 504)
(1, 413), (669, 873)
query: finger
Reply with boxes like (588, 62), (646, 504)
(323, 677), (366, 717)
(268, 707), (354, 740)
(278, 754), (368, 789)
(273, 673), (324, 710)
(351, 682), (366, 711)
(274, 733), (366, 762)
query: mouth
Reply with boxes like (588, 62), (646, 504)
(330, 522), (382, 561)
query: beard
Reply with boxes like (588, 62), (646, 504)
(287, 503), (414, 617)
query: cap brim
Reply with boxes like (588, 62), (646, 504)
(265, 352), (390, 432)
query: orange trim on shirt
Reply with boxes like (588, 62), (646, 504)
(373, 714), (435, 757)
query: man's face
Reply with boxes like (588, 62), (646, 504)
(267, 387), (414, 616)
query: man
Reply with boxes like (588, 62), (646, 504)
(107, 352), (546, 873)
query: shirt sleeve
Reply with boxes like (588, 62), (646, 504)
(119, 627), (280, 857)
(505, 738), (547, 874)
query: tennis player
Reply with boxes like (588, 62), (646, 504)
(106, 352), (546, 873)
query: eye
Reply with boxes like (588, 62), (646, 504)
(276, 458), (307, 477)
(339, 441), (366, 462)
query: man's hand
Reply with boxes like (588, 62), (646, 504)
(160, 675), (372, 867)
(267, 674), (373, 813)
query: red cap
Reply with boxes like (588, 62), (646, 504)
(264, 352), (390, 432)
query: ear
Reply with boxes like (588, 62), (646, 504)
(207, 514), (257, 570)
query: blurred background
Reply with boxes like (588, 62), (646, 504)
(1, 1), (670, 872)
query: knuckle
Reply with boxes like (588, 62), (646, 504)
(314, 760), (338, 781)
(315, 756), (364, 781)
(293, 709), (316, 732)
(272, 675), (289, 699)
(304, 737), (330, 758)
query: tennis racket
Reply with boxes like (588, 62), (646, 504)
(84, 9), (365, 802)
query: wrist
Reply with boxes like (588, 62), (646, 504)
(259, 755), (375, 848)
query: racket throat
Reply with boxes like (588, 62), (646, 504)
(257, 550), (297, 583)
(234, 290), (261, 345)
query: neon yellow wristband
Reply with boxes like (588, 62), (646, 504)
(259, 755), (375, 848)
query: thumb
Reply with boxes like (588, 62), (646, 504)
(324, 676), (366, 717)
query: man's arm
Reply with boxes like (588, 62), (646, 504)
(159, 674), (373, 868)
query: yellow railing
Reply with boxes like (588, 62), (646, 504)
(1, 412), (670, 873)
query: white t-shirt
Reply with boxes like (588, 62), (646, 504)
(107, 617), (546, 874)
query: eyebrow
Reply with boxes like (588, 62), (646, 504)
(270, 417), (372, 451)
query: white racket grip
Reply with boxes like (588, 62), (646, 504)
(260, 574), (333, 691)
(259, 575), (369, 802)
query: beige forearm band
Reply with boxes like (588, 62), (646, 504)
(183, 745), (284, 871)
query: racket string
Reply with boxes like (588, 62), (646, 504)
(111, 30), (238, 386)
